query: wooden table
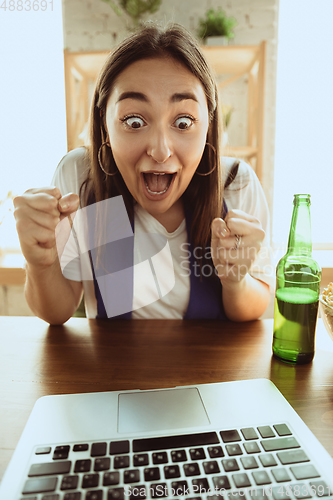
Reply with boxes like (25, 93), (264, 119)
(1, 317), (333, 483)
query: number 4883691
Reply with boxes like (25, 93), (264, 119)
(0, 0), (53, 11)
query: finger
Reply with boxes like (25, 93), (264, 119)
(225, 218), (264, 238)
(19, 220), (57, 249)
(216, 233), (264, 251)
(211, 217), (231, 240)
(224, 209), (260, 224)
(14, 186), (62, 203)
(14, 192), (61, 217)
(58, 193), (80, 216)
(14, 204), (60, 231)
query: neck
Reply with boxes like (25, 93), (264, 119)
(149, 199), (185, 233)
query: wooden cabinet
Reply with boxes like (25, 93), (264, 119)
(64, 42), (266, 181)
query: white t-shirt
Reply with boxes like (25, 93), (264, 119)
(52, 147), (274, 319)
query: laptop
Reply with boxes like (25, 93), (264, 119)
(1, 379), (332, 500)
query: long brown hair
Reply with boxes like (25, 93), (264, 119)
(81, 23), (225, 254)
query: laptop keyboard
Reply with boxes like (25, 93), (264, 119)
(19, 423), (332, 500)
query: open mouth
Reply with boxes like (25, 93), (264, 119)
(142, 172), (175, 195)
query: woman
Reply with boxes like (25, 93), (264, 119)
(13, 23), (273, 324)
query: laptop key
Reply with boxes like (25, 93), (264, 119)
(252, 470), (271, 485)
(208, 446), (224, 458)
(108, 487), (125, 500)
(20, 497), (38, 500)
(232, 472), (251, 488)
(91, 442), (107, 457)
(244, 442), (261, 454)
(28, 461), (71, 476)
(226, 444), (243, 456)
(144, 467), (160, 481)
(41, 495), (60, 500)
(183, 463), (200, 477)
(63, 493), (82, 500)
(277, 450), (310, 465)
(73, 444), (89, 452)
(36, 447), (52, 455)
(272, 485), (292, 500)
(114, 455), (130, 468)
(60, 474), (79, 490)
(192, 477), (210, 494)
(309, 480), (331, 497)
(261, 437), (300, 452)
(110, 440), (130, 455)
(203, 460), (220, 474)
(86, 491), (103, 500)
(258, 426), (275, 439)
(190, 447), (206, 460)
(259, 454), (277, 467)
(220, 430), (242, 443)
(150, 482), (168, 498)
(292, 483), (314, 499)
(53, 445), (70, 460)
(241, 428), (259, 440)
(240, 456), (259, 469)
(171, 480), (189, 496)
(127, 484), (147, 500)
(152, 452), (168, 464)
(164, 464), (181, 478)
(227, 492), (248, 500)
(290, 464), (320, 480)
(251, 487), (273, 500)
(133, 432), (218, 452)
(273, 424), (292, 436)
(103, 471), (120, 486)
(124, 469), (140, 483)
(212, 475), (231, 490)
(74, 459), (91, 473)
(22, 477), (58, 495)
(271, 468), (291, 482)
(171, 449), (187, 462)
(133, 453), (149, 466)
(222, 458), (239, 472)
(94, 457), (111, 471)
(82, 473), (99, 488)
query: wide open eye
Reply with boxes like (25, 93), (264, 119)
(174, 116), (194, 130)
(123, 116), (145, 129)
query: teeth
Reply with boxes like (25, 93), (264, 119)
(144, 177), (169, 195)
(146, 183), (169, 195)
(153, 172), (165, 175)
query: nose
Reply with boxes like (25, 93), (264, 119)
(147, 127), (172, 164)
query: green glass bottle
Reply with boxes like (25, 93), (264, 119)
(272, 194), (321, 364)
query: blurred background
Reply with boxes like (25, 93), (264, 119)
(0, 0), (332, 315)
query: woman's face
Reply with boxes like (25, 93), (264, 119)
(105, 57), (210, 218)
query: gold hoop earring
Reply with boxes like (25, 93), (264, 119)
(98, 141), (118, 176)
(195, 142), (217, 176)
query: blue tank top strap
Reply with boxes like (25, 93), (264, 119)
(183, 199), (228, 320)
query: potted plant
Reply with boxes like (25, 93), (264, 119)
(198, 8), (237, 46)
(101, 0), (162, 30)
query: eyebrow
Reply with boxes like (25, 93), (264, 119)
(116, 91), (198, 104)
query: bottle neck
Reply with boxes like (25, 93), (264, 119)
(287, 195), (312, 255)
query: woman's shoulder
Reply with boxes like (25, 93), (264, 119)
(52, 147), (90, 196)
(221, 156), (255, 190)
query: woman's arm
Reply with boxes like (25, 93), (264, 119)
(211, 210), (271, 321)
(14, 187), (82, 325)
(25, 260), (83, 325)
(222, 274), (270, 321)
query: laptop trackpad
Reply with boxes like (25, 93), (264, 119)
(118, 387), (210, 433)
